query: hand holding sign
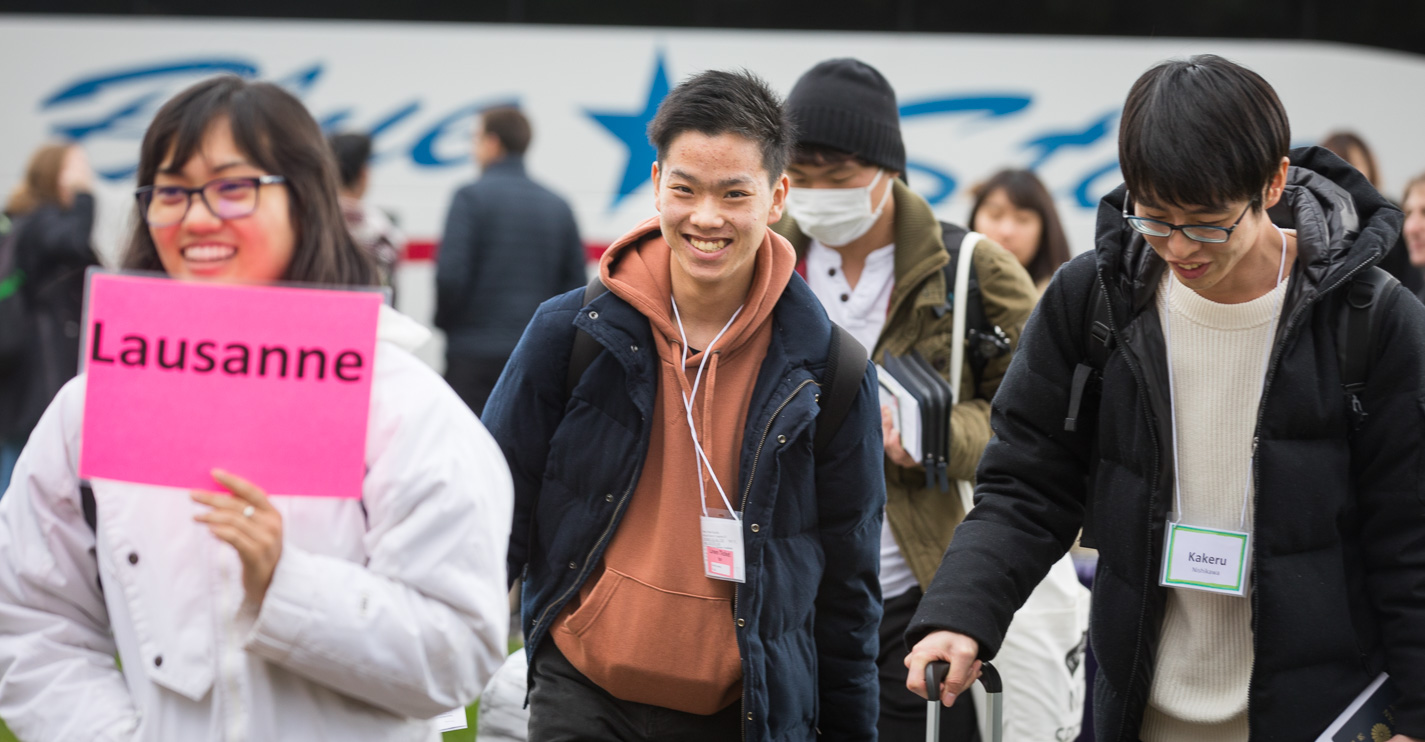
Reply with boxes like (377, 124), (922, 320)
(192, 469), (283, 606)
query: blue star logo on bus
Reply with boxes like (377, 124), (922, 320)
(586, 52), (671, 210)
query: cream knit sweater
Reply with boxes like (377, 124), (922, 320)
(1139, 271), (1288, 742)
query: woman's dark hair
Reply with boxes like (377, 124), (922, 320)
(328, 132), (372, 191)
(1119, 55), (1290, 212)
(647, 69), (793, 185)
(1320, 130), (1380, 188)
(969, 169), (1071, 285)
(122, 76), (377, 286)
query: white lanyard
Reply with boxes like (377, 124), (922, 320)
(1162, 225), (1288, 530)
(670, 297), (743, 520)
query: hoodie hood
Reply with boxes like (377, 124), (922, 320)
(598, 216), (797, 363)
(1095, 146), (1405, 314)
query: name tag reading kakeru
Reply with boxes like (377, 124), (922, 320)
(1159, 522), (1251, 597)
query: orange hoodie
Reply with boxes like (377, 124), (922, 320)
(550, 217), (796, 715)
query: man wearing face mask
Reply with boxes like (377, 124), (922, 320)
(774, 58), (1040, 742)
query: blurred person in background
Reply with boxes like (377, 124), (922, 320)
(1402, 173), (1425, 300)
(1320, 130), (1423, 294)
(0, 142), (101, 496)
(968, 168), (1073, 294)
(435, 105), (585, 416)
(1320, 131), (1381, 188)
(0, 76), (513, 740)
(330, 131), (404, 289)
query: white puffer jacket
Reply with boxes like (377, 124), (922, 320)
(0, 307), (512, 741)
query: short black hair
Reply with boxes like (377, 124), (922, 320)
(1119, 54), (1290, 212)
(481, 106), (532, 156)
(647, 69), (793, 185)
(328, 132), (371, 190)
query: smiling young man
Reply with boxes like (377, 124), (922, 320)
(482, 70), (885, 742)
(905, 55), (1425, 742)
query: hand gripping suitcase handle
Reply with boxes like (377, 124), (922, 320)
(926, 660), (1002, 742)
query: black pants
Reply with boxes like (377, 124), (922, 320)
(443, 355), (508, 417)
(879, 587), (980, 742)
(528, 641), (743, 742)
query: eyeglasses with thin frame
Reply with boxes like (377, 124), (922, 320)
(135, 175), (287, 228)
(1122, 191), (1254, 244)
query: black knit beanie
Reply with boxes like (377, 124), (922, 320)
(786, 58), (905, 174)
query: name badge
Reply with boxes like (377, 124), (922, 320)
(1159, 521), (1250, 597)
(701, 511), (746, 583)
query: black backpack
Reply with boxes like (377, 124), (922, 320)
(564, 275), (867, 457)
(1063, 266), (1398, 547)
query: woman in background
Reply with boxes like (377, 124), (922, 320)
(1401, 173), (1425, 301)
(968, 168), (1071, 294)
(0, 76), (512, 740)
(1321, 131), (1382, 188)
(0, 143), (101, 495)
(1320, 130), (1423, 295)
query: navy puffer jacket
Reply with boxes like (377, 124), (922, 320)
(910, 148), (1425, 741)
(484, 274), (885, 742)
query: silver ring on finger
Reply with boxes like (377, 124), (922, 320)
(242, 505), (256, 519)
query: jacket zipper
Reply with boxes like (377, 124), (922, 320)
(1095, 268), (1164, 742)
(735, 378), (818, 742)
(529, 472), (640, 644)
(1241, 258), (1371, 736)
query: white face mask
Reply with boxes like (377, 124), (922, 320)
(785, 169), (893, 247)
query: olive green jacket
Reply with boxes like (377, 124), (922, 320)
(774, 181), (1037, 589)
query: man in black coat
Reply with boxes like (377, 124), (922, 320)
(435, 106), (586, 415)
(905, 55), (1425, 742)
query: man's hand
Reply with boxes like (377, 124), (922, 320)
(1388, 736), (1424, 741)
(192, 469), (284, 607)
(905, 630), (981, 706)
(882, 405), (920, 469)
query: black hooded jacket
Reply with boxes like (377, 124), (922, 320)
(909, 147), (1425, 741)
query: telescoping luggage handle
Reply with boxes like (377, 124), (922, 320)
(926, 660), (1002, 742)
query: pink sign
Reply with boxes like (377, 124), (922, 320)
(79, 273), (382, 498)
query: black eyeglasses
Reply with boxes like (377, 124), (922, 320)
(135, 175), (287, 227)
(1122, 191), (1253, 244)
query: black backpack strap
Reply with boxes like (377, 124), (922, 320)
(80, 483), (104, 594)
(1064, 277), (1113, 433)
(81, 483), (97, 532)
(937, 222), (974, 322)
(1338, 266), (1397, 430)
(814, 325), (868, 457)
(565, 275), (611, 398)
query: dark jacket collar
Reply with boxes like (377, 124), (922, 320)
(1094, 146), (1404, 316)
(480, 156), (527, 178)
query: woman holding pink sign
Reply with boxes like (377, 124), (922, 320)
(0, 76), (513, 741)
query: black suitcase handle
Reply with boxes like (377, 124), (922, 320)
(926, 660), (1002, 742)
